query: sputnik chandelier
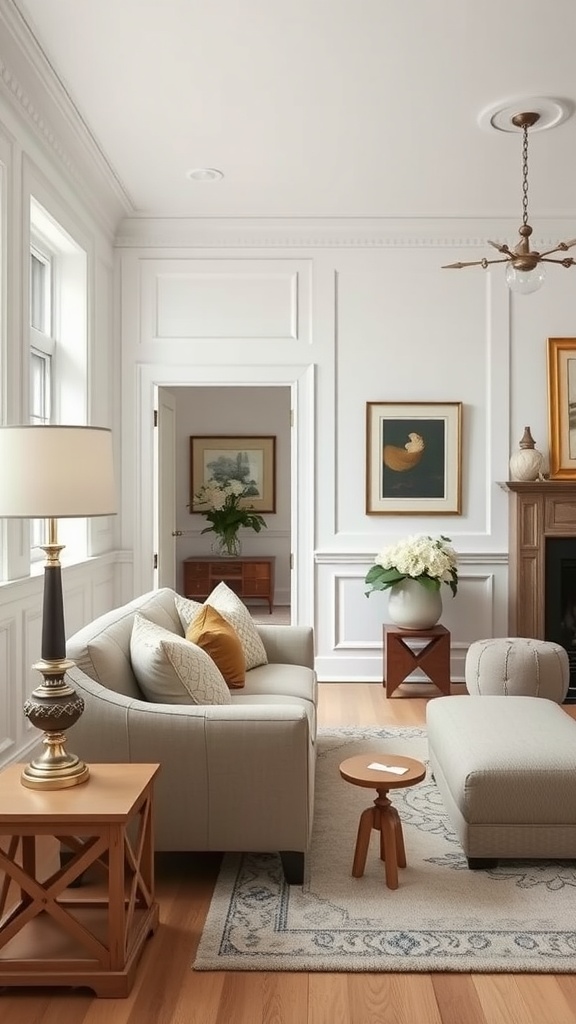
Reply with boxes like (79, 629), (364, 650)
(443, 107), (576, 294)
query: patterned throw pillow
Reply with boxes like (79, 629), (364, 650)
(186, 604), (246, 688)
(174, 593), (203, 633)
(205, 581), (268, 671)
(130, 613), (231, 705)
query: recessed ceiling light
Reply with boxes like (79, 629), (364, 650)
(186, 167), (224, 182)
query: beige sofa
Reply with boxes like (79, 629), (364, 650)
(66, 587), (317, 883)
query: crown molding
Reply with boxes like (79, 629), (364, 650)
(0, 0), (134, 229)
(115, 215), (576, 250)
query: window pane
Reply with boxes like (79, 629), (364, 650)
(30, 252), (49, 332)
(30, 349), (51, 424)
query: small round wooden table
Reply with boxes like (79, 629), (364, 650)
(339, 754), (426, 890)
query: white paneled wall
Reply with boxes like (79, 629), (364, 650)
(0, 21), (122, 769)
(116, 218), (563, 681)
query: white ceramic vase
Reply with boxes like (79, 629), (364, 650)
(387, 578), (443, 630)
(509, 426), (544, 482)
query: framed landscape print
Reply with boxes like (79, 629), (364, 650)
(548, 337), (576, 479)
(190, 435), (276, 513)
(366, 401), (462, 514)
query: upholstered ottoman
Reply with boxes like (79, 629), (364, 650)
(465, 637), (569, 703)
(426, 695), (576, 865)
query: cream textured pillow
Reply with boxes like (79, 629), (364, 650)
(187, 604), (246, 688)
(206, 581), (268, 670)
(130, 613), (231, 705)
(174, 593), (203, 633)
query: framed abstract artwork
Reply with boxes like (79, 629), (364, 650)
(366, 401), (462, 514)
(190, 435), (276, 513)
(547, 337), (576, 479)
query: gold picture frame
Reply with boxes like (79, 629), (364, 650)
(366, 401), (462, 514)
(547, 337), (576, 479)
(190, 435), (276, 513)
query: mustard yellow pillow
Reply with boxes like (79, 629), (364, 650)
(186, 604), (246, 688)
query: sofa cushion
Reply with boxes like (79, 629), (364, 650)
(206, 582), (268, 670)
(186, 604), (246, 688)
(130, 613), (231, 706)
(66, 588), (183, 698)
(175, 593), (203, 632)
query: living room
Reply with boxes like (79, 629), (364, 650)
(1, 2), (576, 1019)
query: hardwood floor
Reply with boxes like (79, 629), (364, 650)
(1, 682), (576, 1023)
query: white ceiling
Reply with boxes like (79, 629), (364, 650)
(11, 0), (576, 221)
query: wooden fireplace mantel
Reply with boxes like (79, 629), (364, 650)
(501, 479), (576, 637)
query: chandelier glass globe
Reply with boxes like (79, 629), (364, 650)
(506, 263), (546, 294)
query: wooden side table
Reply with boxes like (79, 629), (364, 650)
(183, 556), (275, 612)
(384, 623), (451, 698)
(0, 762), (160, 997)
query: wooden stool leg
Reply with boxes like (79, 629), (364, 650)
(380, 809), (399, 889)
(352, 806), (375, 878)
(389, 805), (406, 868)
(375, 809), (387, 862)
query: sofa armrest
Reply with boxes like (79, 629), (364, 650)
(256, 624), (314, 668)
(66, 665), (315, 853)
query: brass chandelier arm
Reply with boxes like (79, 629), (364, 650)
(538, 256), (576, 267)
(442, 256), (513, 269)
(538, 240), (576, 258)
(487, 240), (512, 254)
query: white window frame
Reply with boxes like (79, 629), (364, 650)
(29, 199), (88, 566)
(29, 241), (55, 559)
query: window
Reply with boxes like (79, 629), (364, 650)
(29, 244), (54, 556)
(29, 199), (88, 564)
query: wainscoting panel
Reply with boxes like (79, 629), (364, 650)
(0, 615), (17, 758)
(139, 259), (311, 343)
(314, 556), (508, 683)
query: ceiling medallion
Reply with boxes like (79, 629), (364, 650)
(444, 100), (576, 294)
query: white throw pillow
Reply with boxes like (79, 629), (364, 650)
(130, 613), (231, 705)
(175, 593), (203, 633)
(205, 581), (268, 670)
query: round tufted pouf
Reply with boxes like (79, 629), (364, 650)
(465, 637), (569, 703)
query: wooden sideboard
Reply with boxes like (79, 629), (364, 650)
(182, 556), (275, 613)
(504, 480), (576, 637)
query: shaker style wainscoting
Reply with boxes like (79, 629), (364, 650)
(182, 556), (275, 613)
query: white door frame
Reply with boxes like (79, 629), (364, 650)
(134, 362), (315, 623)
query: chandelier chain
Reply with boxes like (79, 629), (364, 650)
(521, 124), (530, 227)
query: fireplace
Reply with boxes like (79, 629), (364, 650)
(506, 480), (576, 703)
(545, 538), (576, 701)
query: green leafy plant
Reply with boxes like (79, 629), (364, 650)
(365, 534), (458, 597)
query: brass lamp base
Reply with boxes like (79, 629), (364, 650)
(21, 735), (90, 790)
(21, 658), (89, 790)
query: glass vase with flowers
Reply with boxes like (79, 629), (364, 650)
(191, 479), (267, 557)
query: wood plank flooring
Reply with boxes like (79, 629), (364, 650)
(1, 681), (575, 1023)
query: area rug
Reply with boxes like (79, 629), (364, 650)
(194, 726), (576, 973)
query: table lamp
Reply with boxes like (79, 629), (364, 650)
(0, 425), (116, 789)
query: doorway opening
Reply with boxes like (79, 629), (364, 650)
(156, 384), (292, 618)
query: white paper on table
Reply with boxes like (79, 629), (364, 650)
(367, 762), (409, 775)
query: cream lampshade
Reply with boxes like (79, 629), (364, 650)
(0, 425), (116, 789)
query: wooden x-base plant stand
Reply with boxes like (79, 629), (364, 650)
(0, 762), (160, 997)
(383, 623), (451, 698)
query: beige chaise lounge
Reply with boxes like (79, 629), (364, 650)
(66, 587), (317, 884)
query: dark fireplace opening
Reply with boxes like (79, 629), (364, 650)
(545, 538), (576, 703)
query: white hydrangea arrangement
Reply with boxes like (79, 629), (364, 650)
(365, 534), (458, 597)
